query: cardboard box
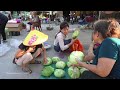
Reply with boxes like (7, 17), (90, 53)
(6, 23), (23, 32)
(6, 22), (24, 36)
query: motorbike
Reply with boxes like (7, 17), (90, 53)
(54, 18), (60, 25)
(70, 17), (75, 25)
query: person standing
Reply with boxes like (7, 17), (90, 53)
(0, 12), (8, 43)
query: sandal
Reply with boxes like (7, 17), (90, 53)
(30, 60), (41, 64)
(22, 67), (32, 74)
(13, 58), (16, 64)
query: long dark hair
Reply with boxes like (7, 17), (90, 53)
(55, 21), (69, 39)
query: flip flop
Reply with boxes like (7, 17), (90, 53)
(22, 67), (32, 74)
(13, 58), (16, 64)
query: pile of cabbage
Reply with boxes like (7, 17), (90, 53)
(41, 51), (88, 79)
(54, 61), (66, 78)
(41, 57), (66, 78)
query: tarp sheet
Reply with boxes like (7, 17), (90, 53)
(40, 62), (71, 79)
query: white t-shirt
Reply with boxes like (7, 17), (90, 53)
(54, 32), (69, 51)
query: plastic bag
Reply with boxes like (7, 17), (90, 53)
(9, 39), (22, 48)
(26, 24), (31, 31)
(0, 43), (11, 56)
(69, 39), (84, 52)
(43, 42), (51, 49)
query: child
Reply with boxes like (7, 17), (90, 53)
(54, 21), (76, 58)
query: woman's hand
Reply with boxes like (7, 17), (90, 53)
(76, 60), (83, 66)
(72, 60), (84, 67)
(72, 63), (79, 67)
(15, 49), (25, 59)
(43, 58), (48, 64)
(27, 46), (35, 53)
(84, 52), (95, 62)
(42, 47), (47, 64)
(72, 59), (84, 68)
(69, 39), (76, 46)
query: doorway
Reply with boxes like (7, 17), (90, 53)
(63, 11), (70, 22)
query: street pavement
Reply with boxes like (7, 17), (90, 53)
(0, 23), (93, 79)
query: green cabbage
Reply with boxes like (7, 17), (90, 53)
(41, 66), (54, 77)
(56, 61), (66, 69)
(68, 51), (84, 64)
(72, 30), (80, 39)
(67, 61), (82, 69)
(68, 56), (70, 61)
(80, 68), (88, 74)
(52, 57), (61, 63)
(67, 61), (72, 67)
(68, 66), (80, 79)
(78, 66), (82, 69)
(43, 57), (52, 65)
(54, 69), (65, 78)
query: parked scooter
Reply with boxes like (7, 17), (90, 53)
(70, 16), (75, 25)
(54, 17), (60, 25)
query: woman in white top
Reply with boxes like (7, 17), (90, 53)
(54, 21), (75, 52)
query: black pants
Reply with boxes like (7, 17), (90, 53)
(54, 39), (71, 52)
(80, 71), (115, 79)
(0, 18), (8, 41)
(0, 33), (1, 44)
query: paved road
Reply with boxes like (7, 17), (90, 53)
(0, 24), (93, 79)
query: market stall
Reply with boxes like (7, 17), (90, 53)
(6, 19), (23, 36)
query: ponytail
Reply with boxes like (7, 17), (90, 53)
(55, 30), (61, 39)
(107, 19), (120, 37)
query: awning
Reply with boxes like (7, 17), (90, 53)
(102, 11), (114, 14)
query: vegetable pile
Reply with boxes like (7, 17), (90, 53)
(41, 53), (88, 79)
